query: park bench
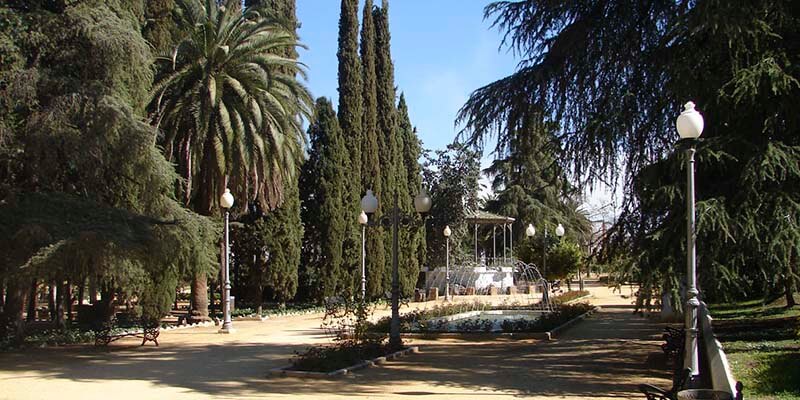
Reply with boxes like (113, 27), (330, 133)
(639, 368), (691, 400)
(660, 326), (684, 363)
(94, 317), (160, 347)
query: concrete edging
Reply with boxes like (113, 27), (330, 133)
(267, 346), (420, 378)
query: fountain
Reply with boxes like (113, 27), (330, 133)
(415, 259), (552, 332)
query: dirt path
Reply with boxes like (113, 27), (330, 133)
(0, 280), (671, 399)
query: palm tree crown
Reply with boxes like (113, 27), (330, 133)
(151, 0), (313, 214)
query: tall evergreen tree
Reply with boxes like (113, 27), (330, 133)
(0, 1), (217, 338)
(458, 0), (800, 304)
(359, 0), (386, 299)
(143, 0), (183, 53)
(484, 113), (591, 267)
(397, 94), (424, 294)
(373, 1), (402, 292)
(337, 0), (363, 295)
(299, 98), (349, 301)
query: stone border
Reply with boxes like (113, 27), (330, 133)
(401, 331), (550, 340)
(267, 346), (420, 378)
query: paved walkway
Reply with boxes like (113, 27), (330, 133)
(0, 281), (671, 399)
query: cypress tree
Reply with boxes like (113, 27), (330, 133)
(397, 94), (424, 295)
(373, 1), (401, 292)
(359, 0), (386, 299)
(143, 0), (182, 53)
(299, 98), (348, 301)
(337, 0), (363, 296)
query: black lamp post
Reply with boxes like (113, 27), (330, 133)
(360, 188), (432, 350)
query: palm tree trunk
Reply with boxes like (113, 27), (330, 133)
(189, 274), (211, 322)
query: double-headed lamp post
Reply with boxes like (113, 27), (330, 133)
(525, 223), (564, 280)
(443, 225), (452, 301)
(358, 210), (369, 300)
(676, 101), (704, 378)
(219, 189), (235, 334)
(361, 188), (432, 350)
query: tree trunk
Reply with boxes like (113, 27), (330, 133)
(63, 280), (72, 323)
(97, 285), (116, 323)
(786, 250), (797, 308)
(88, 276), (98, 304)
(55, 280), (65, 330)
(48, 282), (56, 321)
(189, 274), (211, 322)
(26, 280), (37, 322)
(1, 280), (26, 344)
(0, 278), (5, 311)
(77, 278), (85, 306)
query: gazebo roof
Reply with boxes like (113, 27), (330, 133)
(465, 211), (515, 225)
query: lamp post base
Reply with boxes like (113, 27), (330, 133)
(218, 325), (236, 334)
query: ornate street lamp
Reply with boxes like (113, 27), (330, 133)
(443, 225), (452, 301)
(358, 210), (369, 301)
(361, 188), (431, 350)
(219, 189), (235, 334)
(676, 101), (704, 378)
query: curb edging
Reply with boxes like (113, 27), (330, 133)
(267, 346), (420, 378)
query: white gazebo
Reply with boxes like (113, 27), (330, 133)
(465, 211), (515, 265)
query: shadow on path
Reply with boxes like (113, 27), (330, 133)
(0, 285), (671, 399)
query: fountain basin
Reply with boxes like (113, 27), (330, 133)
(426, 310), (546, 332)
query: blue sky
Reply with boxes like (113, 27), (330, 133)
(295, 0), (620, 217)
(296, 0), (516, 155)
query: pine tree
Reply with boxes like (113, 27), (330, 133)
(359, 0), (386, 299)
(459, 0), (800, 304)
(0, 1), (218, 337)
(337, 0), (363, 296)
(484, 113), (591, 271)
(299, 98), (349, 302)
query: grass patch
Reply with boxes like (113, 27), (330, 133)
(709, 296), (800, 399)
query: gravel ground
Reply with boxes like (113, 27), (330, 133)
(0, 280), (670, 399)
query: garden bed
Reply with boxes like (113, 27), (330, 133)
(268, 345), (420, 377)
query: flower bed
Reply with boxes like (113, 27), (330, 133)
(289, 341), (393, 373)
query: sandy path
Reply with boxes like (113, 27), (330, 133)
(0, 280), (670, 399)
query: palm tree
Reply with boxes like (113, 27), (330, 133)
(150, 0), (313, 321)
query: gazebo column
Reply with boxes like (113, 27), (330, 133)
(492, 226), (496, 265)
(510, 224), (513, 261)
(503, 223), (507, 263)
(474, 223), (478, 263)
